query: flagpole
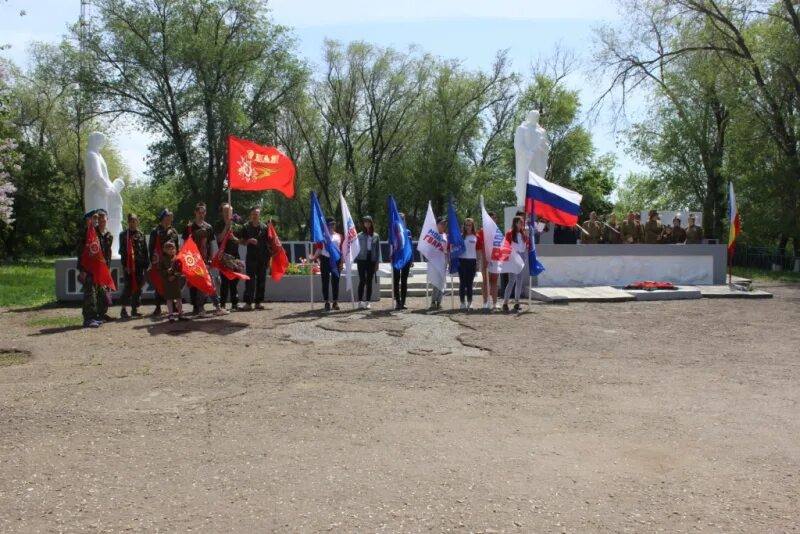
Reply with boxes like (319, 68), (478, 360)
(308, 242), (314, 309)
(528, 275), (532, 308)
(450, 273), (455, 310)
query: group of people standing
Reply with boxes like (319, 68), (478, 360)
(77, 202), (274, 328)
(574, 210), (705, 245)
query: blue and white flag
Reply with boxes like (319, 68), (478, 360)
(339, 193), (360, 292)
(447, 196), (464, 274)
(388, 195), (413, 270)
(417, 202), (447, 291)
(310, 192), (341, 276)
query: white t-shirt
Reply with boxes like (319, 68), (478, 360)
(461, 234), (478, 259)
(511, 233), (528, 255)
(320, 232), (342, 258)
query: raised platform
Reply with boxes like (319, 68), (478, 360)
(626, 286), (703, 301)
(529, 286), (635, 303)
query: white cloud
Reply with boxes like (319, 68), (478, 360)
(268, 0), (620, 27)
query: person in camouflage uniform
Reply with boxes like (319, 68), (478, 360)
(685, 214), (704, 244)
(621, 211), (640, 244)
(119, 213), (150, 319)
(602, 213), (623, 244)
(214, 203), (243, 311)
(669, 217), (687, 244)
(581, 211), (603, 244)
(95, 209), (114, 320)
(643, 209), (664, 244)
(77, 210), (102, 328)
(148, 209), (180, 316)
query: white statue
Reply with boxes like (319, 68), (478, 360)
(85, 131), (125, 258)
(514, 110), (550, 207)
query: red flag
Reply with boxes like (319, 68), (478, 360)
(177, 235), (217, 296)
(81, 224), (116, 291)
(212, 231), (250, 281)
(148, 233), (165, 296)
(228, 135), (295, 197)
(126, 230), (139, 294)
(267, 222), (289, 281)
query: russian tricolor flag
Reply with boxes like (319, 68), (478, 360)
(525, 171), (582, 227)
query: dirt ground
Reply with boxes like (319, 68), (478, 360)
(1, 284), (799, 533)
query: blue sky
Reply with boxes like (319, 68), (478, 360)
(0, 0), (646, 181)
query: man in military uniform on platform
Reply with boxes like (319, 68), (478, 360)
(670, 216), (687, 244)
(240, 206), (271, 310)
(581, 211), (603, 244)
(77, 210), (101, 328)
(685, 214), (704, 244)
(119, 213), (149, 319)
(214, 202), (243, 311)
(95, 209), (114, 320)
(621, 211), (640, 244)
(643, 209), (664, 244)
(148, 209), (180, 316)
(603, 213), (622, 244)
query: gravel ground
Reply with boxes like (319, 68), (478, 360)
(1, 284), (799, 533)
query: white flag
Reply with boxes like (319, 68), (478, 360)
(481, 198), (524, 275)
(417, 202), (448, 291)
(340, 193), (361, 292)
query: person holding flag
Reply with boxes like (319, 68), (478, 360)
(213, 202), (245, 311)
(267, 221), (289, 282)
(76, 210), (105, 328)
(728, 182), (742, 283)
(310, 192), (342, 311)
(158, 240), (189, 322)
(118, 213), (149, 319)
(355, 215), (380, 309)
(339, 193), (361, 307)
(447, 197), (465, 309)
(417, 203), (449, 310)
(481, 199), (524, 311)
(311, 216), (344, 311)
(388, 195), (413, 311)
(457, 217), (478, 310)
(148, 208), (180, 316)
(502, 216), (531, 312)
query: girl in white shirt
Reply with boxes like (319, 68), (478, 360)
(458, 217), (478, 309)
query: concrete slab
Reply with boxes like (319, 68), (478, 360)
(529, 286), (635, 303)
(699, 285), (773, 299)
(626, 286), (702, 301)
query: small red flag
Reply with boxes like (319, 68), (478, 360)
(81, 224), (116, 291)
(267, 222), (289, 282)
(126, 230), (139, 294)
(177, 236), (217, 296)
(228, 135), (295, 198)
(148, 233), (165, 296)
(212, 231), (250, 281)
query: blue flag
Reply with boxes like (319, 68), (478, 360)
(388, 195), (413, 270)
(524, 191), (546, 276)
(310, 192), (341, 276)
(447, 197), (464, 274)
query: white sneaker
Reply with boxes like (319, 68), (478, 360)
(467, 300), (472, 310)
(493, 301), (500, 310)
(365, 302), (371, 309)
(483, 301), (490, 310)
(460, 302), (467, 310)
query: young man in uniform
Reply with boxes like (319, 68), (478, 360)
(119, 213), (149, 319)
(621, 211), (640, 244)
(643, 209), (664, 244)
(95, 209), (114, 321)
(670, 216), (687, 244)
(685, 214), (704, 244)
(183, 202), (221, 316)
(240, 206), (270, 310)
(148, 208), (180, 316)
(581, 211), (603, 244)
(77, 210), (102, 328)
(602, 213), (623, 244)
(214, 202), (243, 311)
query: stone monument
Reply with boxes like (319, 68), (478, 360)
(513, 110), (550, 208)
(84, 131), (125, 258)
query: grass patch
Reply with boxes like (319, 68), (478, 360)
(735, 266), (800, 284)
(26, 316), (83, 328)
(0, 350), (31, 367)
(0, 259), (57, 309)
